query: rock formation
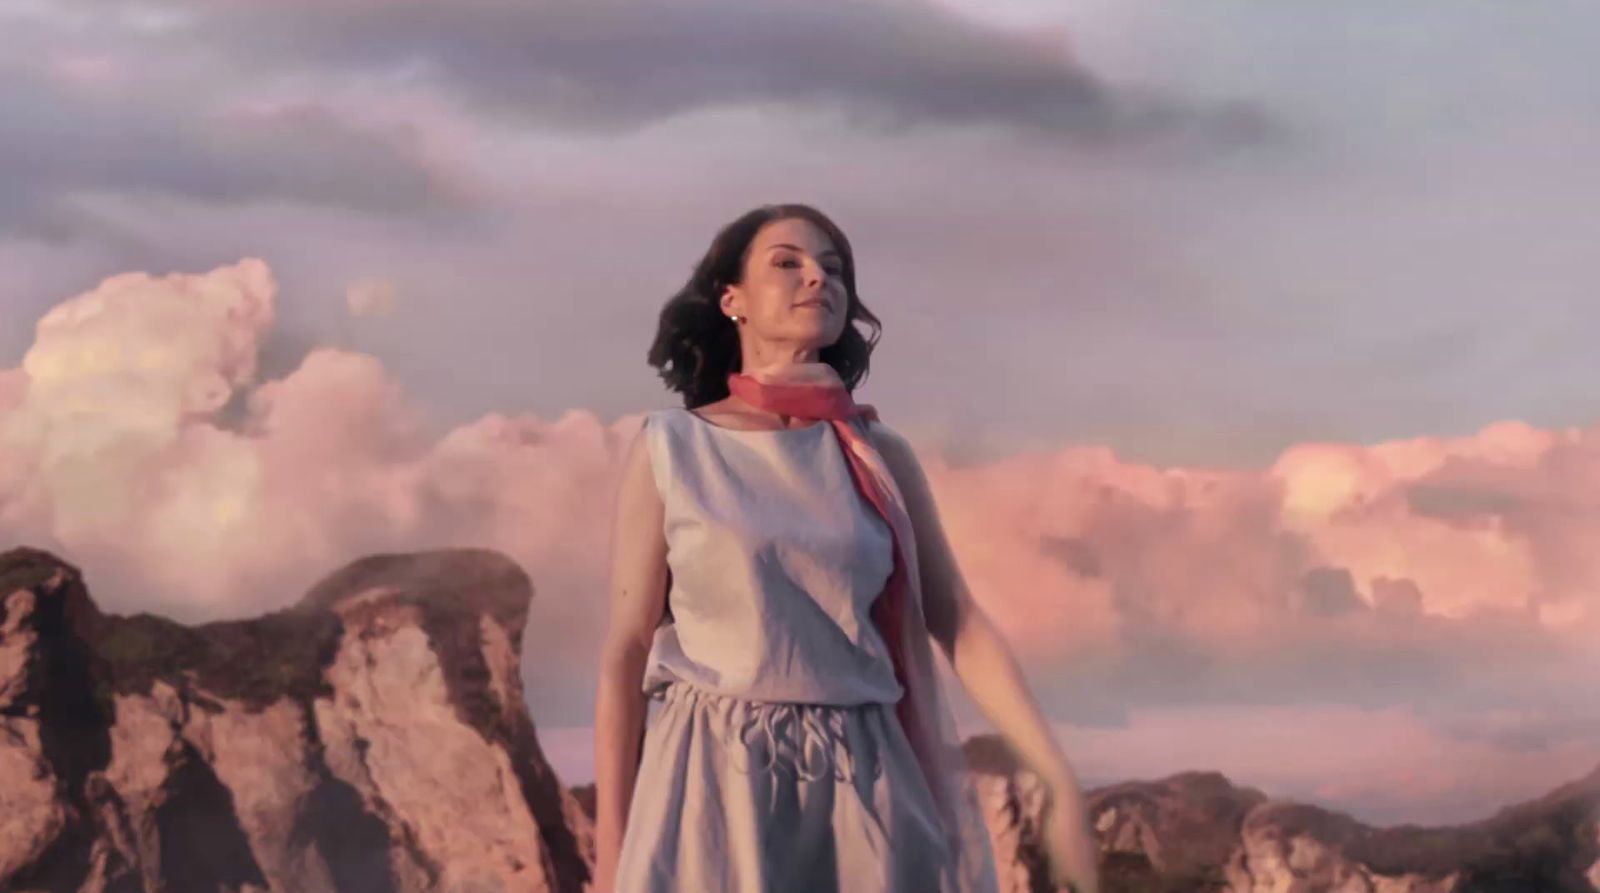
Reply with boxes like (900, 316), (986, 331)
(957, 734), (1600, 893)
(4, 544), (1596, 893)
(0, 546), (590, 893)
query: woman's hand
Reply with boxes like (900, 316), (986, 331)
(1040, 775), (1101, 893)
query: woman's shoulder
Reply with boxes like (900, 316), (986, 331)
(642, 406), (687, 430)
(858, 410), (903, 444)
(634, 408), (682, 456)
(859, 416), (934, 511)
(860, 414), (916, 468)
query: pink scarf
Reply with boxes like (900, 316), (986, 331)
(727, 362), (997, 892)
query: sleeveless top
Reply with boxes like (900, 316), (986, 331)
(638, 407), (905, 706)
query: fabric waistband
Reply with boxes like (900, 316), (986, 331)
(654, 678), (890, 711)
(655, 680), (892, 784)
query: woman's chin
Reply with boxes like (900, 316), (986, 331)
(790, 324), (839, 346)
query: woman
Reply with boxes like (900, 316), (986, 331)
(593, 203), (1100, 893)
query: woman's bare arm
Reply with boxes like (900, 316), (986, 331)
(591, 423), (670, 892)
(869, 422), (1102, 893)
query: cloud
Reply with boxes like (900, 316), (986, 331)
(924, 421), (1596, 689)
(1298, 566), (1365, 617)
(36, 0), (1275, 150)
(0, 368), (26, 414)
(0, 45), (470, 237)
(0, 0), (1278, 244)
(1, 257), (1595, 819)
(1, 258), (277, 596)
(0, 257), (634, 677)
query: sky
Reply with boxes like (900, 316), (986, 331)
(2, 0), (1598, 826)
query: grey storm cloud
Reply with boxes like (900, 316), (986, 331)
(0, 57), (465, 238)
(0, 0), (1283, 239)
(77, 0), (1278, 146)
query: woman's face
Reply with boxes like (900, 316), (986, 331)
(722, 217), (849, 350)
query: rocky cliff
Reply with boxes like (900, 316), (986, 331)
(3, 545), (1596, 893)
(0, 546), (591, 893)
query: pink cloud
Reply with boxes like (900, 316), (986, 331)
(1, 257), (1595, 823)
(920, 419), (1599, 666)
(0, 368), (26, 414)
(5, 257), (1594, 657)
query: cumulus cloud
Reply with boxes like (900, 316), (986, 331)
(0, 368), (27, 414)
(907, 428), (1596, 755)
(0, 257), (635, 680)
(1270, 424), (1597, 626)
(1, 259), (275, 549)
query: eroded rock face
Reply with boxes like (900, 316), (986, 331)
(0, 546), (589, 893)
(1225, 801), (1460, 893)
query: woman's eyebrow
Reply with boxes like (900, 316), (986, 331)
(766, 243), (841, 259)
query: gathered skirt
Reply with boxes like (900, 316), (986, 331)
(612, 680), (969, 893)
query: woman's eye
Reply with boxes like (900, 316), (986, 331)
(774, 257), (841, 276)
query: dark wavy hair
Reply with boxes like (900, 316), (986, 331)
(647, 203), (882, 408)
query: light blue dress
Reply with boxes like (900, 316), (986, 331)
(613, 408), (991, 893)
